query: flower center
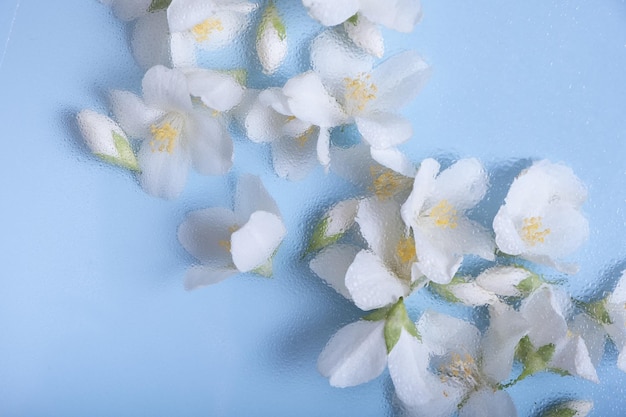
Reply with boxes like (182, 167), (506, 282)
(149, 118), (180, 154)
(437, 352), (480, 389)
(396, 236), (417, 265)
(429, 200), (458, 229)
(521, 216), (550, 246)
(218, 225), (240, 252)
(344, 73), (377, 113)
(295, 126), (315, 147)
(192, 18), (224, 42)
(369, 166), (405, 200)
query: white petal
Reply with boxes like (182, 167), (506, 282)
(324, 199), (359, 236)
(245, 90), (291, 143)
(388, 329), (435, 408)
(186, 111), (233, 175)
(475, 266), (532, 297)
(417, 310), (480, 357)
(185, 69), (243, 111)
(109, 90), (163, 139)
(309, 244), (359, 299)
(447, 282), (498, 307)
(310, 29), (373, 87)
(317, 320), (387, 387)
(76, 110), (127, 158)
(184, 265), (238, 290)
(177, 207), (237, 265)
(302, 0), (360, 26)
(521, 285), (568, 347)
(356, 197), (404, 263)
(137, 138), (191, 199)
(550, 336), (599, 383)
(608, 270), (626, 305)
(570, 314), (606, 366)
(345, 250), (407, 311)
(131, 12), (171, 70)
(283, 72), (346, 127)
(359, 0), (423, 32)
(271, 134), (318, 180)
(108, 0), (152, 21)
(316, 127), (331, 169)
(459, 389), (517, 417)
(142, 65), (193, 112)
(371, 50), (431, 112)
(167, 0), (216, 32)
(400, 158), (439, 228)
(344, 14), (384, 58)
(370, 147), (416, 178)
(231, 211), (286, 272)
(235, 174), (281, 223)
(170, 31), (197, 67)
(412, 228), (463, 284)
(356, 112), (413, 149)
(194, 10), (249, 50)
(429, 158), (488, 211)
(256, 4), (288, 75)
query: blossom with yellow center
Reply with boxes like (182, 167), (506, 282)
(520, 216), (550, 246)
(191, 18), (224, 42)
(149, 122), (178, 153)
(344, 73), (378, 112)
(369, 166), (407, 200)
(429, 200), (458, 229)
(395, 236), (417, 265)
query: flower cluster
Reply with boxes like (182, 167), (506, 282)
(74, 1), (618, 416)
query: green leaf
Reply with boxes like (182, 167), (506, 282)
(148, 0), (171, 12)
(346, 14), (359, 25)
(113, 131), (140, 171)
(384, 299), (419, 353)
(258, 1), (286, 41)
(428, 276), (466, 304)
(581, 299), (612, 325)
(304, 217), (342, 256)
(515, 271), (543, 296)
(362, 306), (391, 322)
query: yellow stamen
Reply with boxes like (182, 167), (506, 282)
(191, 18), (224, 42)
(521, 217), (550, 246)
(429, 200), (458, 229)
(344, 73), (377, 112)
(295, 126), (315, 148)
(396, 236), (417, 264)
(218, 240), (231, 251)
(149, 122), (178, 153)
(369, 166), (404, 200)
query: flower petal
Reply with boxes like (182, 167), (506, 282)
(235, 174), (281, 222)
(110, 89), (163, 139)
(344, 14), (384, 58)
(142, 65), (193, 112)
(177, 206), (237, 265)
(137, 138), (191, 199)
(550, 335), (599, 383)
(359, 0), (423, 32)
(370, 147), (416, 178)
(167, 0), (216, 32)
(429, 158), (488, 211)
(317, 319), (387, 387)
(231, 211), (286, 272)
(271, 132), (318, 180)
(302, 0), (360, 26)
(131, 11), (171, 70)
(283, 72), (346, 127)
(309, 244), (360, 299)
(345, 250), (407, 311)
(186, 111), (233, 175)
(459, 389), (517, 417)
(184, 265), (238, 290)
(356, 112), (413, 149)
(185, 69), (243, 111)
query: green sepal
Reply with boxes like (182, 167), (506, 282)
(224, 69), (248, 87)
(252, 252), (276, 278)
(346, 14), (359, 25)
(258, 1), (286, 41)
(514, 336), (555, 382)
(305, 217), (342, 256)
(384, 298), (420, 353)
(362, 306), (391, 322)
(581, 299), (612, 325)
(95, 131), (140, 172)
(428, 276), (466, 304)
(515, 271), (543, 296)
(148, 0), (171, 12)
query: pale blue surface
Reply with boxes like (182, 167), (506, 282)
(0, 1), (625, 416)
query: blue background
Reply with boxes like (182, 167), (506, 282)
(0, 0), (625, 416)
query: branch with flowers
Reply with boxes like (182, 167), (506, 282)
(73, 1), (621, 415)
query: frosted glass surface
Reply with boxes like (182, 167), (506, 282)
(0, 1), (625, 416)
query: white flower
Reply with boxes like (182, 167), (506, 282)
(244, 73), (345, 178)
(76, 109), (139, 171)
(256, 1), (288, 75)
(302, 0), (422, 33)
(100, 0), (171, 69)
(343, 14), (384, 58)
(167, 0), (256, 67)
(400, 158), (496, 285)
(177, 174), (286, 289)
(110, 65), (240, 199)
(493, 160), (589, 273)
(309, 30), (430, 155)
(392, 310), (518, 417)
(346, 197), (424, 310)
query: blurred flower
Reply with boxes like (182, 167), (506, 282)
(493, 160), (589, 273)
(178, 174), (286, 289)
(400, 158), (495, 284)
(167, 0), (256, 66)
(76, 109), (139, 171)
(256, 1), (288, 75)
(110, 65), (239, 199)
